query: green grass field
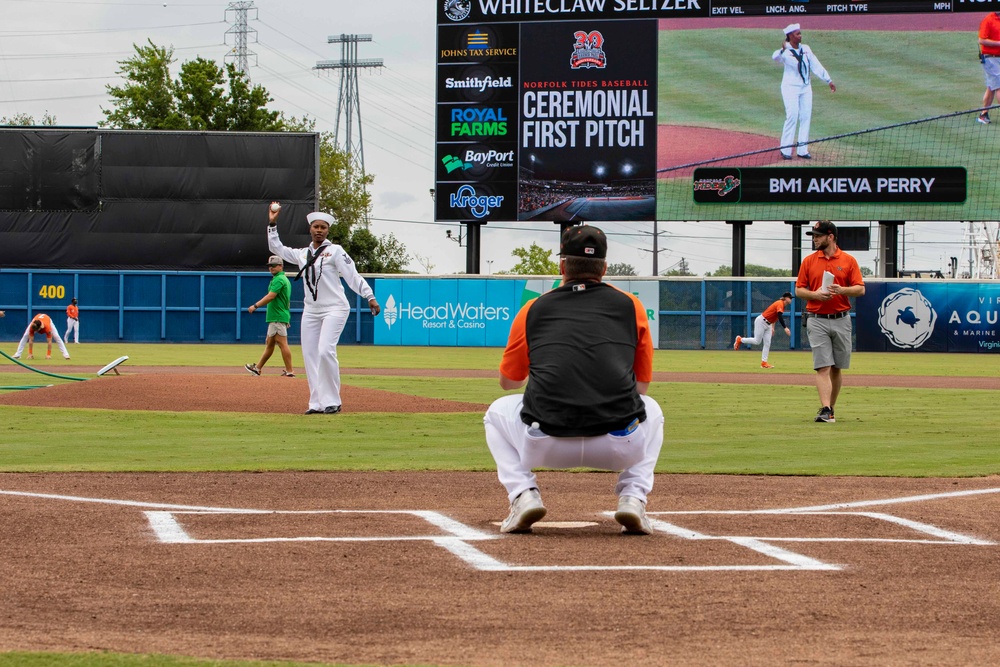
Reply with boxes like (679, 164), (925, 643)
(1, 344), (996, 477)
(656, 28), (999, 221)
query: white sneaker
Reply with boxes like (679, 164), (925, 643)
(614, 496), (653, 535)
(500, 488), (547, 533)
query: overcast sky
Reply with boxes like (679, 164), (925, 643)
(1, 0), (995, 277)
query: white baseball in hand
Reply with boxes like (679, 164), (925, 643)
(270, 203), (281, 212)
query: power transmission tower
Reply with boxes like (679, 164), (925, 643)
(225, 1), (258, 83)
(315, 34), (384, 177)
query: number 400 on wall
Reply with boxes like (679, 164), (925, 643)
(38, 285), (66, 299)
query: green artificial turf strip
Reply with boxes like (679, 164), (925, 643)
(2, 381), (996, 477)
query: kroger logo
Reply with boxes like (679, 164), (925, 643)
(449, 184), (503, 219)
(877, 288), (937, 349)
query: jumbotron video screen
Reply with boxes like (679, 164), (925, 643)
(435, 0), (998, 223)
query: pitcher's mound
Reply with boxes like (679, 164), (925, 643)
(0, 374), (488, 414)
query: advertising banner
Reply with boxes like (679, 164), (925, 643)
(374, 278), (660, 347)
(857, 282), (1000, 353)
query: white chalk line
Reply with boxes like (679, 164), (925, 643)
(4, 486), (998, 573)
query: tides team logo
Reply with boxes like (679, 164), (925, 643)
(693, 175), (741, 197)
(570, 30), (607, 70)
(877, 287), (937, 349)
(444, 0), (472, 21)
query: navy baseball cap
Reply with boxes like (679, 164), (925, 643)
(806, 220), (837, 237)
(560, 225), (607, 259)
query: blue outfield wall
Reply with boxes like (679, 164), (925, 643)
(0, 270), (373, 345)
(1, 270), (996, 352)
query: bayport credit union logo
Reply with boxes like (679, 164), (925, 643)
(449, 184), (504, 219)
(877, 288), (937, 349)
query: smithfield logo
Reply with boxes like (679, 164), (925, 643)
(383, 294), (398, 329)
(693, 175), (741, 197)
(445, 75), (513, 92)
(449, 184), (504, 219)
(444, 0), (472, 21)
(878, 288), (937, 349)
(570, 30), (607, 70)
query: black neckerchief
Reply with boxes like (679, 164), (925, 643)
(789, 47), (808, 84)
(295, 241), (331, 301)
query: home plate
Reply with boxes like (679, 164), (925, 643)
(492, 521), (598, 528)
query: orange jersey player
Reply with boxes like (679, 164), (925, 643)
(13, 313), (71, 360)
(65, 298), (80, 344)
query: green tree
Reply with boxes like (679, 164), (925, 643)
(505, 243), (559, 275)
(100, 40), (282, 131)
(860, 266), (874, 277)
(607, 262), (637, 276)
(1, 111), (57, 126)
(707, 264), (792, 277)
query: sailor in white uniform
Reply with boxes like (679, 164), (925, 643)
(772, 23), (836, 159)
(267, 204), (380, 414)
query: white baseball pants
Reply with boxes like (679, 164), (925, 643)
(65, 318), (79, 343)
(741, 314), (774, 362)
(780, 84), (813, 157)
(299, 308), (349, 411)
(14, 328), (70, 359)
(484, 393), (664, 504)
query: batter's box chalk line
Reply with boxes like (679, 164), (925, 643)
(1, 487), (996, 573)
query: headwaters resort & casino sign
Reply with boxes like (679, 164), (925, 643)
(374, 277), (660, 347)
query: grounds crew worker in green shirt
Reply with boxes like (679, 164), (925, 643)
(245, 255), (295, 377)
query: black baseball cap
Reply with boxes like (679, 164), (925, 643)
(781, 292), (793, 299)
(806, 220), (837, 237)
(560, 225), (607, 259)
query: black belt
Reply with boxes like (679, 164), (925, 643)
(812, 311), (849, 320)
(985, 54), (1000, 58)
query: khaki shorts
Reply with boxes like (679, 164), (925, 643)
(266, 322), (289, 338)
(806, 314), (852, 370)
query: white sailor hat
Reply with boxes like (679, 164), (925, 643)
(784, 23), (801, 35)
(306, 211), (335, 227)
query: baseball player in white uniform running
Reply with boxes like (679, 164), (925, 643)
(773, 23), (836, 159)
(267, 203), (380, 415)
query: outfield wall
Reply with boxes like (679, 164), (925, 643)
(1, 270), (996, 352)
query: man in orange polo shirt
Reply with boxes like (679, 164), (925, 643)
(13, 313), (71, 360)
(977, 11), (1000, 124)
(795, 221), (865, 423)
(484, 225), (664, 535)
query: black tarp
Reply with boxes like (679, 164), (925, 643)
(0, 129), (317, 269)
